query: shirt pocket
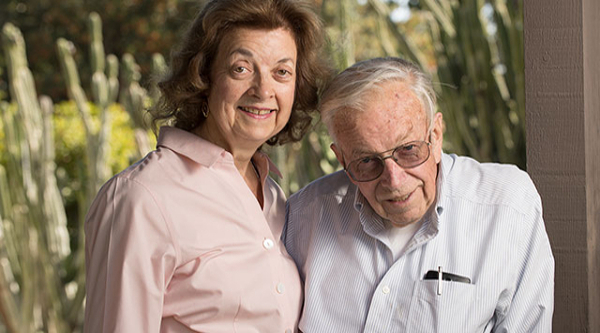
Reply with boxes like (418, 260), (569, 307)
(406, 280), (476, 333)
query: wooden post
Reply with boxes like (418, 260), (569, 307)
(524, 0), (600, 331)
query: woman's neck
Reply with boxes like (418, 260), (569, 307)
(193, 124), (264, 207)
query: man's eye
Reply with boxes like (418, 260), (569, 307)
(233, 66), (248, 74)
(360, 157), (374, 164)
(401, 144), (416, 152)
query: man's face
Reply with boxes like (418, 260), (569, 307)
(331, 80), (444, 228)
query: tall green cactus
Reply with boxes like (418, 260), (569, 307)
(419, 0), (525, 166)
(55, 13), (121, 328)
(120, 53), (152, 157)
(56, 11), (120, 204)
(1, 22), (71, 333)
(0, 102), (20, 333)
(150, 53), (167, 101)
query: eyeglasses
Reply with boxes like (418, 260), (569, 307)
(344, 141), (431, 182)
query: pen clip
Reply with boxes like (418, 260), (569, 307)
(437, 266), (443, 296)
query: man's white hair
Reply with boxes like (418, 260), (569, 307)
(320, 57), (437, 143)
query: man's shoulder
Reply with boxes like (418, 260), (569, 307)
(284, 171), (357, 253)
(444, 153), (529, 180)
(288, 170), (353, 208)
(442, 154), (541, 211)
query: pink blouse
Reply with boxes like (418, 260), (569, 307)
(84, 127), (302, 332)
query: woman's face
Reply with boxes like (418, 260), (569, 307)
(203, 27), (297, 151)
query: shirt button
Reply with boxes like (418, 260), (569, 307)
(276, 283), (285, 294)
(263, 238), (274, 249)
(382, 285), (390, 294)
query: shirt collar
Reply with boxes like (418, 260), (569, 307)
(418, 152), (453, 239)
(436, 152), (454, 215)
(353, 186), (387, 238)
(156, 126), (282, 178)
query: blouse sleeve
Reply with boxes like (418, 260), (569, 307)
(84, 176), (178, 332)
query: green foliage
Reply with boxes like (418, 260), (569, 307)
(0, 0), (201, 100)
(52, 101), (143, 205)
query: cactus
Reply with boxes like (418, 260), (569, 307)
(0, 12), (129, 332)
(0, 104), (20, 333)
(120, 53), (147, 129)
(54, 13), (123, 328)
(149, 53), (167, 101)
(107, 54), (120, 106)
(1, 22), (71, 332)
(56, 12), (117, 206)
(120, 53), (153, 157)
(421, 0), (525, 166)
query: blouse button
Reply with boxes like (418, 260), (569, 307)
(276, 282), (285, 294)
(382, 285), (391, 294)
(263, 238), (274, 249)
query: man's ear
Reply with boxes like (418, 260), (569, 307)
(430, 112), (444, 164)
(330, 143), (345, 167)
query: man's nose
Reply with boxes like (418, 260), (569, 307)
(379, 158), (407, 187)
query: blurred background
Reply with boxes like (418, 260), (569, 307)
(0, 0), (523, 331)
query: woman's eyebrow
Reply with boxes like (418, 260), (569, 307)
(229, 48), (253, 58)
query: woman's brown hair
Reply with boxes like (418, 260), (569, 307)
(151, 0), (331, 145)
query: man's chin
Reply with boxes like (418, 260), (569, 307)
(381, 206), (424, 228)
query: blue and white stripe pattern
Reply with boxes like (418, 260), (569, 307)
(283, 153), (554, 332)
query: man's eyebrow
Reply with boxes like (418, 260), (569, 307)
(349, 136), (419, 158)
(350, 148), (377, 158)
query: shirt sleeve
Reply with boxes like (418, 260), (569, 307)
(84, 176), (178, 332)
(494, 182), (555, 332)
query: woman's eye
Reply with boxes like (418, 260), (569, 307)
(277, 69), (292, 76)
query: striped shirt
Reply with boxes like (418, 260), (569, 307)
(283, 153), (554, 332)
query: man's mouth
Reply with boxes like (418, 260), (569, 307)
(239, 106), (275, 115)
(386, 190), (414, 203)
(390, 193), (411, 202)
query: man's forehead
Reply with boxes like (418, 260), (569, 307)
(334, 87), (427, 157)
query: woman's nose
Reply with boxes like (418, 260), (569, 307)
(250, 72), (274, 100)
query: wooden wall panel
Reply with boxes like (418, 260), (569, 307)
(524, 0), (600, 330)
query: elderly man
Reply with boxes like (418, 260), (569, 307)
(283, 57), (554, 332)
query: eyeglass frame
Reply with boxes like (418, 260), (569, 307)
(340, 136), (432, 183)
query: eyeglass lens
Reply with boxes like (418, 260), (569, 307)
(348, 141), (430, 182)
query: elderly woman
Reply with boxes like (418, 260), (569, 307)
(83, 0), (330, 331)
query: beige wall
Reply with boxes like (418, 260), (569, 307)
(524, 0), (600, 331)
